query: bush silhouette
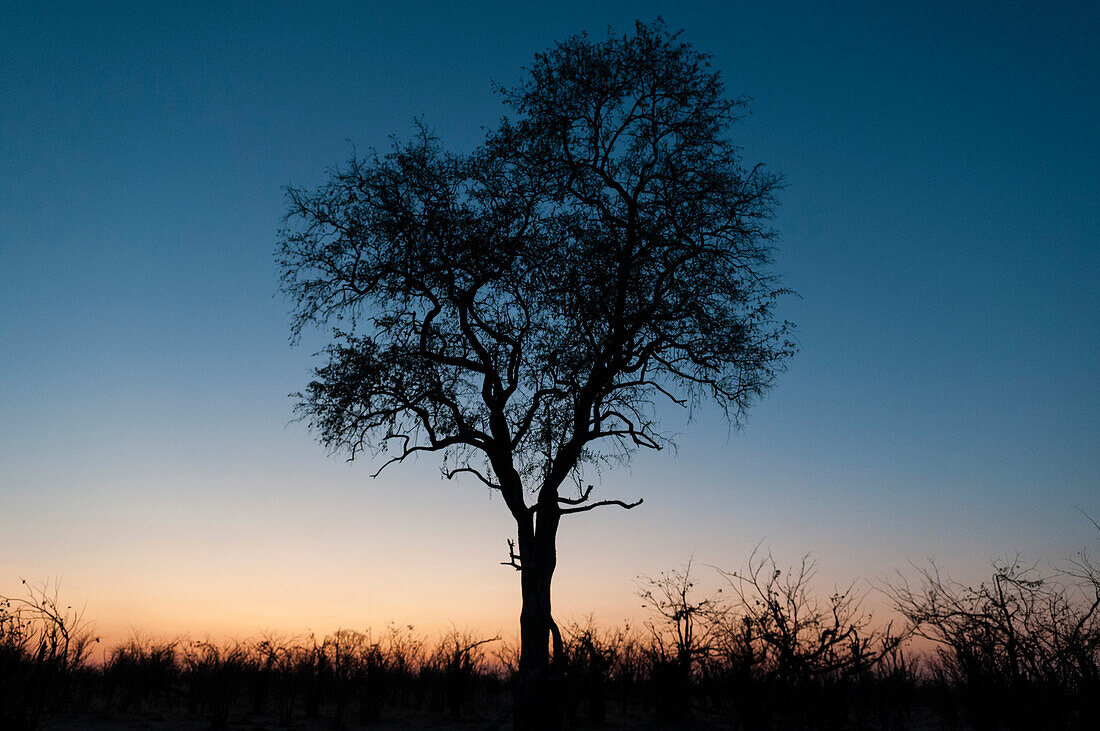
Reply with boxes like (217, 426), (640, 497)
(6, 534), (1100, 729)
(0, 580), (96, 731)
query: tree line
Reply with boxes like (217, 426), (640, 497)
(4, 542), (1098, 729)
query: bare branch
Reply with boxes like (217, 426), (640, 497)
(501, 539), (522, 571)
(559, 497), (644, 515)
(443, 465), (501, 491)
(557, 484), (594, 505)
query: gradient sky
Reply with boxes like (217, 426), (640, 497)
(2, 1), (1097, 650)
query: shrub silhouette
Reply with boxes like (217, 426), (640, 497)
(632, 551), (908, 729)
(558, 617), (629, 727)
(0, 580), (96, 731)
(890, 553), (1100, 730)
(637, 558), (724, 721)
(103, 635), (178, 716)
(422, 628), (501, 722)
(6, 536), (1100, 729)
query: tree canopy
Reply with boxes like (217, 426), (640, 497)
(279, 21), (792, 506)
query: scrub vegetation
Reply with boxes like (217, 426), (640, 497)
(4, 542), (1099, 730)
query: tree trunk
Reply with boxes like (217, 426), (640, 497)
(513, 527), (562, 730)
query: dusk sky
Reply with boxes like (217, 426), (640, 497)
(2, 1), (1097, 650)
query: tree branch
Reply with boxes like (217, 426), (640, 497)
(501, 538), (522, 571)
(559, 496), (644, 515)
(557, 484), (594, 505)
(443, 465), (501, 491)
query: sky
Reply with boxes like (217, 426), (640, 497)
(2, 1), (1097, 651)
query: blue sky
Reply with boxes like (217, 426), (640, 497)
(1, 1), (1097, 645)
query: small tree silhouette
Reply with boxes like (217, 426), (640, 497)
(718, 550), (903, 683)
(637, 558), (723, 720)
(716, 550), (904, 727)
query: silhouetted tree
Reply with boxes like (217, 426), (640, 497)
(278, 19), (792, 728)
(637, 558), (723, 719)
(889, 553), (1100, 730)
(716, 550), (905, 728)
